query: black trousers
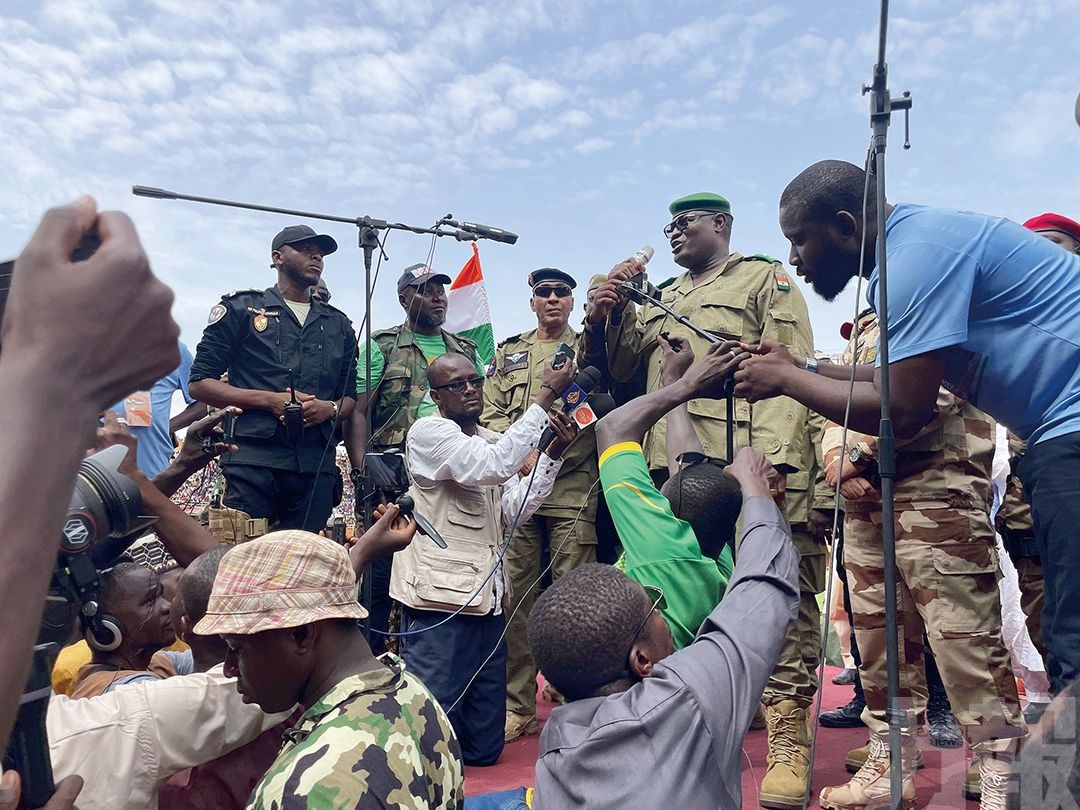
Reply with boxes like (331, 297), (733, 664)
(223, 463), (336, 534)
(1018, 430), (1080, 693)
(401, 606), (506, 766)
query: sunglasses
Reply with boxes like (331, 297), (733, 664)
(533, 284), (573, 298)
(675, 451), (731, 468)
(663, 212), (718, 238)
(433, 376), (485, 394)
(626, 584), (667, 657)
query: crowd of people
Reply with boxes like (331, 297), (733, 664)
(2, 111), (1080, 810)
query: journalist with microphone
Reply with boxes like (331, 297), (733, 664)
(481, 267), (602, 744)
(390, 351), (578, 766)
(582, 192), (822, 806)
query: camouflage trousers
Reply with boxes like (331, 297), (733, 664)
(845, 506), (1025, 752)
(1015, 556), (1047, 661)
(762, 529), (826, 708)
(505, 513), (597, 716)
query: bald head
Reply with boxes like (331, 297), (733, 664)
(427, 352), (484, 427)
(427, 352), (476, 388)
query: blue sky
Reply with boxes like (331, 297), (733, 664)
(1, 0), (1078, 356)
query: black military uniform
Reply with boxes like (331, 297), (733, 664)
(190, 284), (357, 533)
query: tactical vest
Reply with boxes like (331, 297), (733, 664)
(368, 326), (477, 452)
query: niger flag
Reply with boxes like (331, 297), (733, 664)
(445, 243), (495, 366)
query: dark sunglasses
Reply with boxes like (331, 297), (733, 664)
(433, 376), (485, 394)
(627, 584), (666, 655)
(675, 451), (731, 469)
(533, 284), (573, 298)
(663, 212), (715, 238)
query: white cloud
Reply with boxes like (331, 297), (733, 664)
(574, 136), (612, 155)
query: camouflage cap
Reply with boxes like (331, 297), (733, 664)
(193, 530), (367, 636)
(587, 273), (609, 290)
(668, 192), (732, 217)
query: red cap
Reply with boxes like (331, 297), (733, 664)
(1023, 212), (1080, 242)
(840, 321), (854, 341)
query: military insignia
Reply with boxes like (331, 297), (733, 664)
(253, 312), (268, 332)
(207, 304), (227, 325)
(774, 270), (791, 291)
(485, 359), (497, 378)
(503, 351), (529, 373)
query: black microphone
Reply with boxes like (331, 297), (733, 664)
(395, 494), (448, 549)
(441, 217), (519, 245)
(537, 366), (603, 451)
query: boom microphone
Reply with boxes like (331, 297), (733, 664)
(441, 217), (519, 245)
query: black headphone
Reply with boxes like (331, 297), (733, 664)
(83, 602), (125, 653)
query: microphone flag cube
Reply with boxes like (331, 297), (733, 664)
(560, 383), (588, 413)
(572, 401), (599, 428)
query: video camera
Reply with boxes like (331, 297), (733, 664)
(4, 444), (156, 807)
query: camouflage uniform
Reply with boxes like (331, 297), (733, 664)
(595, 252), (824, 709)
(248, 653), (464, 810)
(366, 325), (478, 453)
(996, 431), (1046, 658)
(481, 326), (599, 718)
(820, 311), (1024, 755)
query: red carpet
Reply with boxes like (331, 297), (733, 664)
(465, 666), (977, 808)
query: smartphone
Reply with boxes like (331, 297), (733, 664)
(363, 452), (410, 491)
(553, 342), (575, 369)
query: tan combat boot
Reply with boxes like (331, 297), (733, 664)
(819, 732), (917, 810)
(504, 710), (537, 743)
(759, 700), (811, 809)
(845, 740), (924, 773)
(974, 753), (1012, 810)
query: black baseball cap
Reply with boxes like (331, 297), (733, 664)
(271, 224), (338, 256)
(397, 263), (452, 293)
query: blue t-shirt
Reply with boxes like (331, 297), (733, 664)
(111, 341), (196, 477)
(867, 204), (1080, 445)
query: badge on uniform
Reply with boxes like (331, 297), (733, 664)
(503, 351), (529, 373)
(207, 304), (227, 326)
(774, 270), (791, 291)
(253, 310), (268, 332)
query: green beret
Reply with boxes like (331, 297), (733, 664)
(669, 192), (732, 217)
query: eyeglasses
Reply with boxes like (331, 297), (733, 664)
(433, 376), (485, 394)
(675, 451), (730, 468)
(663, 212), (716, 238)
(533, 284), (573, 299)
(626, 584), (666, 659)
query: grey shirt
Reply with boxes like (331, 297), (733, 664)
(534, 496), (799, 810)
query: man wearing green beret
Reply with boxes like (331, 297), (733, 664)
(583, 192), (822, 809)
(482, 267), (601, 744)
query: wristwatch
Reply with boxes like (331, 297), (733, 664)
(849, 445), (871, 465)
(330, 400), (340, 420)
(805, 356), (819, 374)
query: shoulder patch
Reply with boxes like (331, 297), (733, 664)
(207, 303), (227, 326)
(750, 252), (782, 264)
(502, 350), (530, 373)
(773, 270), (791, 291)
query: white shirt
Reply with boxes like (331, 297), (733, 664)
(406, 404), (563, 611)
(39, 665), (289, 810)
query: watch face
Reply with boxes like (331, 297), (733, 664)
(849, 447), (861, 463)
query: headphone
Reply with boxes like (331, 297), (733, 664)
(83, 602), (125, 653)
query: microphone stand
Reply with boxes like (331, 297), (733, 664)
(131, 185), (508, 639)
(618, 283), (736, 463)
(862, 2), (912, 804)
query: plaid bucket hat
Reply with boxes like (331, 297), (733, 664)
(193, 530), (367, 636)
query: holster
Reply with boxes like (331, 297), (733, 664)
(207, 506), (270, 544)
(1000, 525), (1040, 565)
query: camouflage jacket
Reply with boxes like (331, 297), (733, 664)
(368, 325), (478, 453)
(820, 311), (995, 512)
(598, 252), (818, 525)
(247, 654), (463, 810)
(481, 325), (599, 520)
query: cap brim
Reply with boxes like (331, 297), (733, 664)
(278, 234), (338, 256)
(406, 273), (452, 287)
(193, 600), (367, 636)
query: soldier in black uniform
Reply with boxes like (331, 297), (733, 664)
(189, 224), (358, 536)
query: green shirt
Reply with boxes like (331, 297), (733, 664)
(357, 334), (485, 417)
(600, 441), (734, 650)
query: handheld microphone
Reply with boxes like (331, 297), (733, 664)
(621, 245), (659, 303)
(395, 494), (448, 549)
(441, 217), (519, 245)
(538, 366), (603, 451)
(631, 245), (655, 267)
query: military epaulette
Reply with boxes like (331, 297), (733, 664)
(496, 333), (524, 348)
(749, 252), (782, 264)
(371, 326), (403, 339)
(220, 288), (260, 300)
(655, 276), (676, 291)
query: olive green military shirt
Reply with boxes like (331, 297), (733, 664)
(604, 252), (818, 526)
(481, 325), (599, 521)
